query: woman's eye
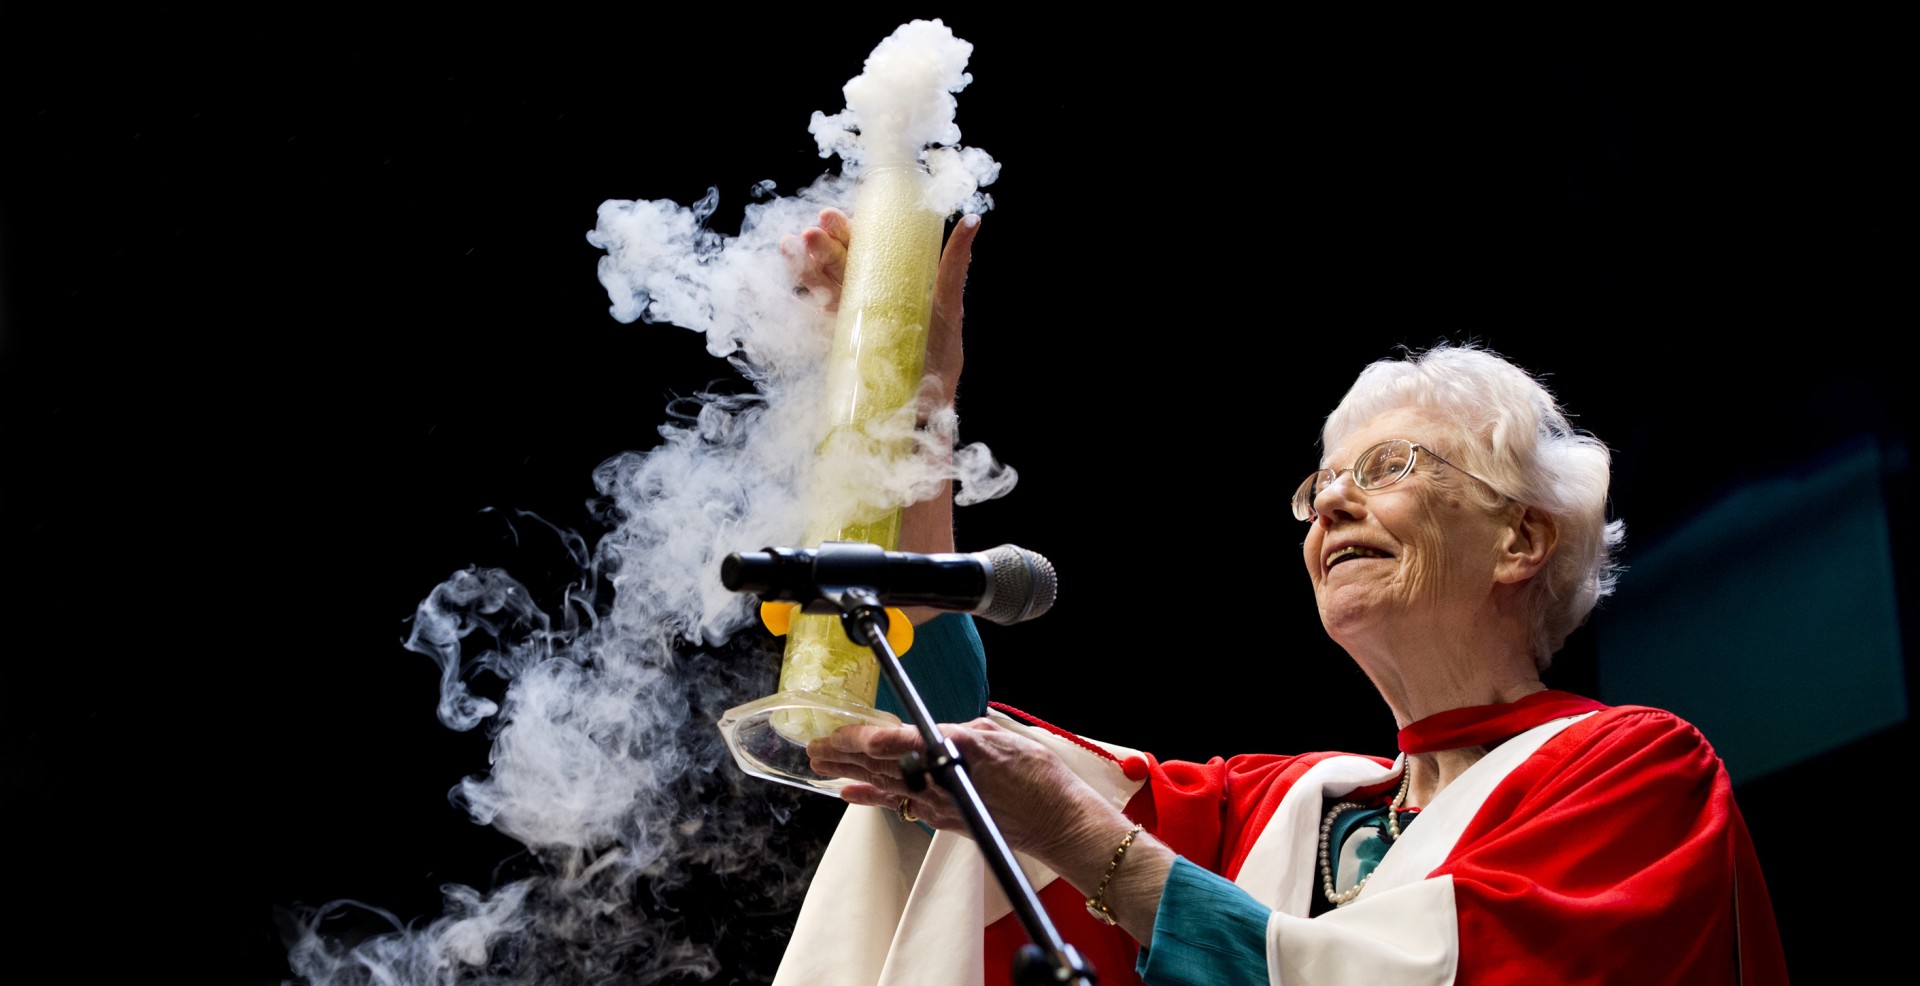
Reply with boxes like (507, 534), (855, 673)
(1374, 455), (1410, 478)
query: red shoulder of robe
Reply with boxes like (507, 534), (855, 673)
(983, 704), (1786, 985)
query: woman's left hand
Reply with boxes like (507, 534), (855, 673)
(810, 715), (1172, 942)
(808, 715), (1109, 861)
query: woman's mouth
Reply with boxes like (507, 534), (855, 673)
(1326, 545), (1390, 569)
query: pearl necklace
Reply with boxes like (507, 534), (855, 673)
(1318, 762), (1412, 907)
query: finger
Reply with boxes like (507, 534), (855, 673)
(807, 729), (925, 789)
(841, 781), (957, 828)
(805, 734), (904, 780)
(937, 214), (980, 292)
(813, 757), (905, 791)
(817, 207), (852, 248)
(803, 226), (847, 278)
(920, 214), (978, 397)
(932, 214), (978, 316)
(825, 723), (923, 757)
(836, 781), (902, 810)
(803, 737), (881, 772)
(780, 232), (815, 279)
(797, 229), (847, 312)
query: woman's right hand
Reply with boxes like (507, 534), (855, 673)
(780, 207), (980, 408)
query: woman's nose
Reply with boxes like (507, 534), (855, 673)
(1313, 469), (1366, 523)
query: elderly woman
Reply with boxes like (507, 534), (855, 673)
(773, 211), (1786, 986)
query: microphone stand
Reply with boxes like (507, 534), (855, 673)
(819, 583), (1098, 986)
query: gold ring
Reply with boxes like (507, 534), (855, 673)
(896, 797), (919, 824)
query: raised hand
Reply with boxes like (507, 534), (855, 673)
(780, 207), (980, 407)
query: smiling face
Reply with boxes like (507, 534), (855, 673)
(1302, 406), (1515, 649)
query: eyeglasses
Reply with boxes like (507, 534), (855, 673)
(1292, 439), (1504, 522)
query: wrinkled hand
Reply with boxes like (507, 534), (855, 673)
(779, 207), (980, 406)
(813, 715), (1173, 943)
(807, 715), (1107, 861)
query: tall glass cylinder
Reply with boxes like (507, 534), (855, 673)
(717, 164), (947, 792)
(775, 164), (944, 740)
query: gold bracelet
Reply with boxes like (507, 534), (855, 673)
(1084, 824), (1144, 926)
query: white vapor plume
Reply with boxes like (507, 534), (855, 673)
(279, 18), (1005, 986)
(809, 17), (1001, 210)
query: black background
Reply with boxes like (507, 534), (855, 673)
(5, 11), (1908, 984)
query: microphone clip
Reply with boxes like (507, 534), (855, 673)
(821, 584), (890, 647)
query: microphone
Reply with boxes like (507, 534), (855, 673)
(720, 541), (1058, 625)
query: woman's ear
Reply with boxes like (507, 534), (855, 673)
(1495, 505), (1558, 585)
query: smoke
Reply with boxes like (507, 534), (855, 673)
(809, 17), (1001, 208)
(278, 18), (1003, 986)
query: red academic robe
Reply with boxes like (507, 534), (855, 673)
(984, 700), (1788, 985)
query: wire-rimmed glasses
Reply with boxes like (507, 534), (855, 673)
(1292, 439), (1503, 522)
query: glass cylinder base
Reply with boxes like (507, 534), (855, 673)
(716, 691), (902, 796)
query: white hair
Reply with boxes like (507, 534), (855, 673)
(1321, 341), (1625, 667)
